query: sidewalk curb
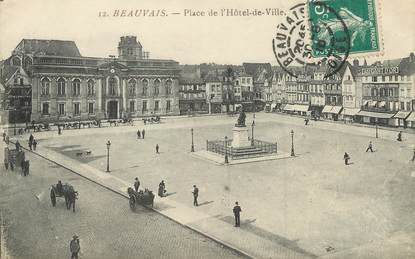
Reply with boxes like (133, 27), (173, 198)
(13, 142), (254, 259)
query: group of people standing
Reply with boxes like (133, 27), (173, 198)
(28, 134), (38, 151)
(344, 131), (414, 165)
(136, 129), (146, 139)
(134, 178), (242, 227)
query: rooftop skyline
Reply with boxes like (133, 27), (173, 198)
(1, 0), (414, 65)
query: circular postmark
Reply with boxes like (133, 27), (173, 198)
(272, 1), (351, 78)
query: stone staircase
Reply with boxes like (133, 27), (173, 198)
(229, 146), (272, 160)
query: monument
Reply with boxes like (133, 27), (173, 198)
(231, 109), (251, 148)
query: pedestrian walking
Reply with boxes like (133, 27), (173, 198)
(15, 140), (21, 151)
(142, 129), (145, 139)
(4, 147), (9, 170)
(233, 201), (242, 227)
(5, 135), (9, 145)
(134, 177), (140, 192)
(192, 185), (199, 206)
(397, 131), (402, 142)
(2, 131), (6, 141)
(365, 141), (374, 152)
(33, 139), (37, 151)
(70, 235), (80, 259)
(344, 152), (350, 165)
(29, 134), (34, 151)
(58, 126), (62, 135)
(411, 148), (415, 162)
(137, 129), (141, 139)
(156, 144), (159, 154)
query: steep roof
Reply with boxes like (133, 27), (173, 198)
(242, 63), (272, 79)
(0, 65), (19, 85)
(14, 39), (82, 57)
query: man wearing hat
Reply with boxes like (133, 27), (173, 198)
(70, 235), (80, 259)
(134, 177), (140, 192)
(233, 201), (242, 227)
(192, 185), (199, 206)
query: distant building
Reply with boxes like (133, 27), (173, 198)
(178, 77), (207, 115)
(204, 73), (222, 114)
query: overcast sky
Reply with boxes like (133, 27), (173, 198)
(0, 0), (414, 65)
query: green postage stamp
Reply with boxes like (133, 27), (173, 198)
(308, 0), (381, 57)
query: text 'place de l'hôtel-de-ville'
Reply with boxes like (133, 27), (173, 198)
(0, 35), (415, 128)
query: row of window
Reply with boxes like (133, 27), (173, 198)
(363, 75), (410, 83)
(41, 77), (173, 97)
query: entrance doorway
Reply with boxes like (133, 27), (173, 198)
(107, 101), (118, 119)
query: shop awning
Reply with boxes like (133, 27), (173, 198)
(322, 105), (333, 113)
(341, 108), (360, 116)
(406, 112), (415, 122)
(357, 111), (395, 119)
(293, 105), (309, 112)
(369, 101), (378, 107)
(378, 101), (386, 108)
(363, 100), (369, 106)
(282, 104), (294, 111)
(330, 106), (343, 114)
(393, 111), (411, 119)
(271, 103), (277, 109)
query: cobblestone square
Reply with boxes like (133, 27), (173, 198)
(26, 113), (415, 258)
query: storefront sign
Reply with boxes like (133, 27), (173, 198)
(360, 66), (399, 75)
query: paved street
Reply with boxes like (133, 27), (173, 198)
(0, 141), (243, 259)
(10, 112), (415, 258)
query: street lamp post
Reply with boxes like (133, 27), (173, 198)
(224, 136), (229, 164)
(375, 118), (378, 138)
(251, 120), (255, 146)
(191, 128), (195, 152)
(290, 129), (295, 157)
(13, 110), (17, 136)
(106, 140), (111, 172)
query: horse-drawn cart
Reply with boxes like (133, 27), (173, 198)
(127, 187), (155, 210)
(50, 183), (79, 212)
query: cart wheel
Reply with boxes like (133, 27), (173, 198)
(129, 196), (136, 211)
(50, 189), (56, 207)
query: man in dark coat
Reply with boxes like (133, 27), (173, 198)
(29, 134), (34, 150)
(137, 130), (141, 139)
(33, 139), (37, 150)
(233, 202), (242, 227)
(156, 144), (159, 154)
(70, 235), (80, 259)
(142, 129), (145, 139)
(192, 185), (199, 206)
(134, 177), (140, 192)
(15, 140), (21, 151)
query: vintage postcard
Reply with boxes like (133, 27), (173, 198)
(0, 0), (414, 258)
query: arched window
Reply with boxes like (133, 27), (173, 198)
(128, 79), (136, 96)
(57, 78), (66, 96)
(165, 79), (172, 95)
(109, 77), (117, 95)
(41, 78), (50, 96)
(87, 79), (95, 96)
(12, 56), (21, 66)
(154, 79), (160, 96)
(72, 79), (81, 96)
(142, 79), (148, 96)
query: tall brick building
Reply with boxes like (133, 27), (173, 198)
(0, 36), (181, 123)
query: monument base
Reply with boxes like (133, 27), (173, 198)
(231, 126), (251, 148)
